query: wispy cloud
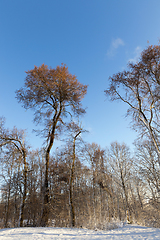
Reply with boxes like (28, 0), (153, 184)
(128, 46), (142, 63)
(107, 38), (125, 57)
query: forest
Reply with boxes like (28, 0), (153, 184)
(0, 44), (160, 229)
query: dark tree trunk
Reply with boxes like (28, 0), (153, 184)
(20, 149), (27, 227)
(69, 139), (76, 227)
(69, 131), (81, 227)
(40, 148), (50, 227)
(41, 107), (62, 227)
(4, 184), (11, 228)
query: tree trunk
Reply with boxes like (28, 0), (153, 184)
(120, 171), (132, 222)
(69, 131), (81, 227)
(20, 149), (27, 227)
(69, 137), (76, 227)
(40, 148), (50, 227)
(148, 126), (160, 165)
(4, 184), (11, 228)
(41, 107), (62, 227)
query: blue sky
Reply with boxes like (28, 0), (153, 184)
(0, 0), (160, 151)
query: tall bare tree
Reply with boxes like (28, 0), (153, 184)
(66, 122), (82, 227)
(16, 64), (87, 226)
(105, 45), (160, 163)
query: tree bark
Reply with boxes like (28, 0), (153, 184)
(20, 149), (27, 227)
(4, 183), (11, 228)
(41, 106), (62, 227)
(69, 131), (81, 227)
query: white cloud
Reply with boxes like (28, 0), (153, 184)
(107, 38), (125, 57)
(128, 46), (142, 63)
(112, 38), (125, 49)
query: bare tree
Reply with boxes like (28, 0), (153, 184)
(105, 45), (160, 163)
(16, 64), (87, 226)
(0, 145), (19, 228)
(0, 118), (28, 227)
(84, 143), (113, 226)
(135, 140), (160, 197)
(66, 122), (82, 227)
(107, 142), (133, 221)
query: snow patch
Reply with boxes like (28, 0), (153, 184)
(0, 225), (160, 239)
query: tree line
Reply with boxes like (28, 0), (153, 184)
(0, 45), (160, 229)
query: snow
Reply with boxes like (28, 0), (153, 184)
(0, 225), (160, 239)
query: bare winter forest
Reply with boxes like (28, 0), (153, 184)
(0, 45), (160, 229)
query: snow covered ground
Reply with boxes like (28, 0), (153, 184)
(0, 225), (160, 239)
